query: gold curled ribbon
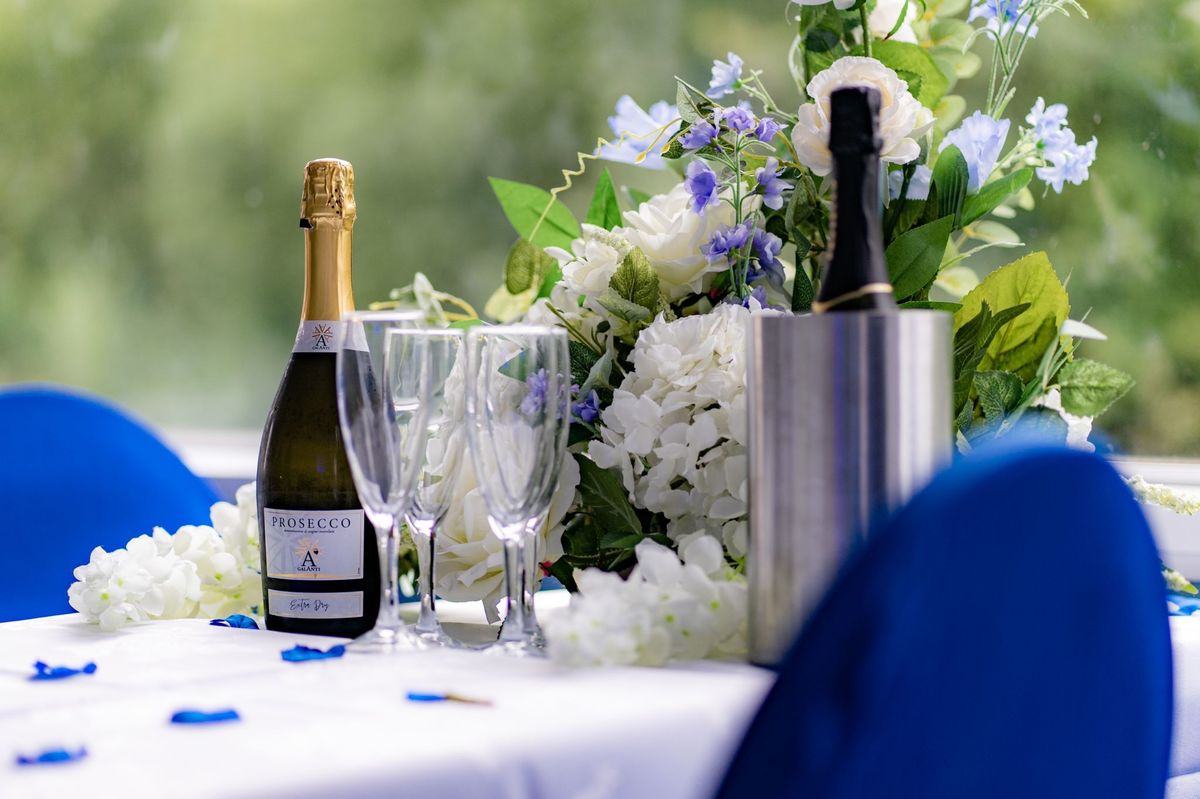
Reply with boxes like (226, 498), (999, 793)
(811, 283), (895, 313)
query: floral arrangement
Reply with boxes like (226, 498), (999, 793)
(437, 0), (1142, 664)
(68, 0), (1190, 655)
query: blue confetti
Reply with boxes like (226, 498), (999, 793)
(30, 661), (97, 681)
(281, 643), (346, 662)
(210, 614), (259, 629)
(170, 709), (241, 725)
(15, 747), (87, 766)
(406, 691), (492, 706)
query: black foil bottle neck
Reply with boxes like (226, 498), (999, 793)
(814, 86), (897, 314)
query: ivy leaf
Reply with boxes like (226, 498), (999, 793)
(489, 177), (580, 251)
(954, 251), (1069, 381)
(585, 169), (623, 231)
(608, 247), (662, 312)
(503, 238), (558, 295)
(932, 145), (969, 227)
(975, 370), (1024, 420)
(1057, 359), (1135, 417)
(574, 454), (642, 535)
(961, 168), (1034, 226)
(886, 215), (954, 300)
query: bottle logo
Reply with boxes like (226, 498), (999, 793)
(294, 537), (322, 573)
(310, 323), (335, 350)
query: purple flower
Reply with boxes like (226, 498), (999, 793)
(717, 104), (757, 134)
(940, 112), (1011, 192)
(740, 285), (768, 309)
(680, 119), (718, 151)
(701, 220), (753, 262)
(749, 229), (785, 285)
(755, 157), (792, 210)
(1026, 97), (1069, 141)
(597, 96), (681, 171)
(707, 52), (744, 99)
(521, 369), (549, 417)
(754, 116), (783, 143)
(572, 390), (602, 423)
(684, 160), (721, 214)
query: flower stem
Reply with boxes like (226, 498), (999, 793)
(860, 6), (873, 58)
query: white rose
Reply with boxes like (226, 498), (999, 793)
(792, 56), (934, 176)
(618, 183), (736, 302)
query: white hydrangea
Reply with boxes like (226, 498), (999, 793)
(68, 483), (262, 631)
(589, 303), (764, 560)
(546, 223), (632, 298)
(544, 535), (747, 667)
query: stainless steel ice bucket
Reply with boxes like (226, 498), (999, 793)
(747, 310), (952, 665)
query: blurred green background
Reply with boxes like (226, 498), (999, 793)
(0, 0), (1196, 453)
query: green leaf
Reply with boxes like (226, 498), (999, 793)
(792, 263), (815, 312)
(901, 300), (961, 312)
(448, 318), (484, 330)
(975, 370), (1024, 420)
(585, 169), (623, 231)
(952, 301), (1030, 410)
(932, 145), (969, 227)
(575, 454), (642, 535)
(599, 531), (647, 550)
(886, 215), (954, 300)
(597, 290), (653, 324)
(568, 340), (600, 389)
(488, 177), (580, 251)
(503, 238), (558, 295)
(536, 262), (562, 299)
(675, 81), (712, 125)
(1057, 358), (1135, 417)
(961, 168), (1033, 226)
(872, 40), (949, 108)
(954, 252), (1069, 381)
(608, 247), (662, 312)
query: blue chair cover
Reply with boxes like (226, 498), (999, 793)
(716, 444), (1173, 799)
(0, 385), (218, 622)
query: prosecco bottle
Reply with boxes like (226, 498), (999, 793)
(257, 158), (380, 637)
(813, 86), (898, 314)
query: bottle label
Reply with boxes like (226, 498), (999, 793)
(267, 589), (364, 619)
(292, 321), (368, 354)
(263, 508), (365, 580)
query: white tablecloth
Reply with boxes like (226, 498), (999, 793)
(0, 600), (771, 799)
(5, 609), (1200, 799)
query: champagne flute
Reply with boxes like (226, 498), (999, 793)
(396, 327), (466, 647)
(336, 310), (430, 653)
(464, 325), (570, 657)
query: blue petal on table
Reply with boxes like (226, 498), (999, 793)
(1170, 591), (1200, 616)
(280, 643), (346, 662)
(209, 614), (259, 629)
(170, 709), (241, 725)
(15, 747), (87, 766)
(30, 661), (97, 681)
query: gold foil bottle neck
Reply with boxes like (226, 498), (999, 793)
(300, 158), (356, 228)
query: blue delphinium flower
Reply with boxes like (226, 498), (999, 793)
(521, 369), (549, 417)
(940, 112), (1011, 192)
(684, 160), (722, 214)
(572, 390), (602, 423)
(1037, 135), (1098, 194)
(1026, 97), (1069, 141)
(597, 96), (681, 171)
(754, 117), (783, 143)
(887, 164), (933, 201)
(702, 221), (753, 262)
(680, 119), (718, 151)
(749, 229), (785, 285)
(755, 158), (792, 210)
(707, 52), (744, 98)
(717, 105), (757, 134)
(968, 0), (1038, 37)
